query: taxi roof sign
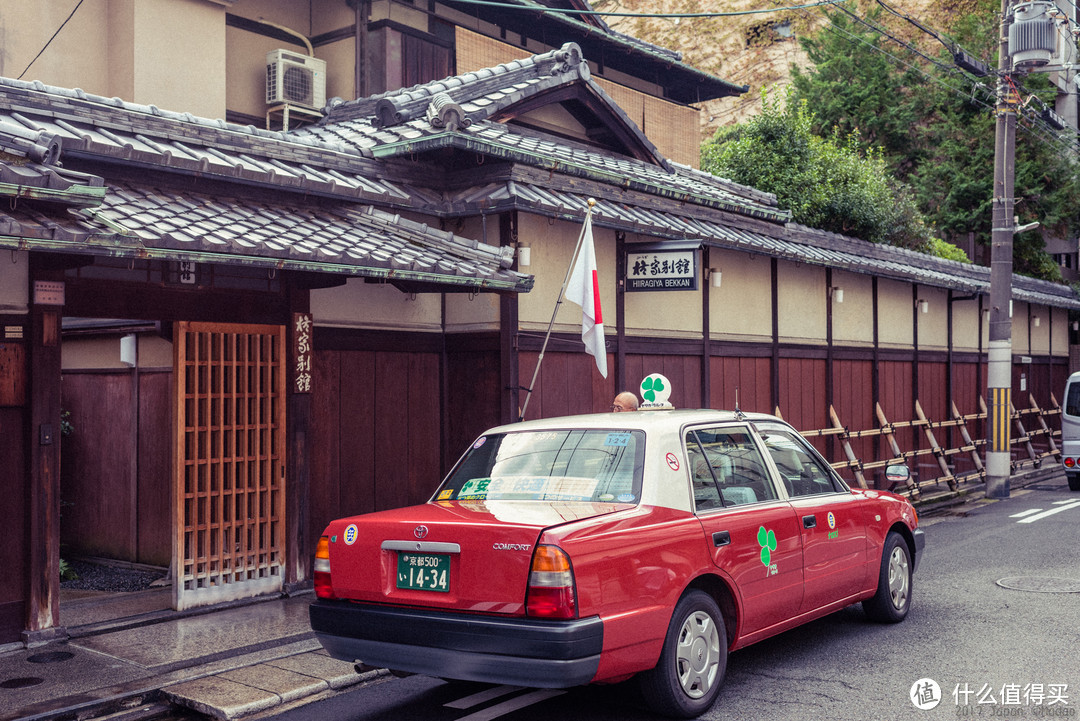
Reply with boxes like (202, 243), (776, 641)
(639, 373), (674, 410)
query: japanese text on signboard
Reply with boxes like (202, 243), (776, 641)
(294, 313), (312, 394)
(626, 249), (698, 291)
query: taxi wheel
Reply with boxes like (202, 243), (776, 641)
(863, 531), (912, 623)
(639, 590), (727, 719)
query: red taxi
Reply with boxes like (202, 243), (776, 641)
(309, 406), (924, 718)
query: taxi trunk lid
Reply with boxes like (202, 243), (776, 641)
(322, 500), (626, 616)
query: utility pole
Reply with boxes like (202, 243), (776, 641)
(986, 0), (1016, 499)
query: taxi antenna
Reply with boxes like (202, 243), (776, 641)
(734, 387), (746, 421)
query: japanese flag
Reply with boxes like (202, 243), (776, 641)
(565, 213), (607, 378)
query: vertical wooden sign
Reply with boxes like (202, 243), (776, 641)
(293, 313), (313, 394)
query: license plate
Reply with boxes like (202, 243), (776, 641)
(396, 552), (450, 592)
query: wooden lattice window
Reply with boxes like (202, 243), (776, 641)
(173, 322), (286, 610)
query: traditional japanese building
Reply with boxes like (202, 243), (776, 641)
(0, 0), (1076, 648)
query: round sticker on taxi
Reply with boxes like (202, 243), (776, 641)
(827, 512), (836, 530)
(343, 524), (359, 545)
(665, 453), (680, 471)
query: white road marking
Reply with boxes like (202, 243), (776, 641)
(455, 689), (566, 721)
(1053, 499), (1078, 505)
(1009, 508), (1044, 518)
(1017, 500), (1080, 524)
(444, 685), (525, 710)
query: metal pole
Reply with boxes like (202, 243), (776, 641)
(987, 0), (1016, 498)
(518, 200), (596, 421)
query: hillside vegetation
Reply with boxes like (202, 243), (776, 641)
(600, 0), (1080, 279)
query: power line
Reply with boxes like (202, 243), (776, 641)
(449, 0), (843, 19)
(801, 3), (1080, 154)
(18, 0), (85, 81)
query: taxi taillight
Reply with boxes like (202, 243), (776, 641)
(314, 535), (335, 599)
(526, 545), (577, 619)
(1065, 457), (1076, 469)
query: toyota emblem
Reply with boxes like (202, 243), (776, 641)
(414, 525), (429, 540)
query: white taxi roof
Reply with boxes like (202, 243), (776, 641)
(486, 409), (780, 436)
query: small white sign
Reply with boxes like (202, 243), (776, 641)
(626, 249), (698, 291)
(178, 261), (197, 285)
(33, 280), (64, 306)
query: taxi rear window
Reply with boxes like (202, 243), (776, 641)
(438, 429), (645, 503)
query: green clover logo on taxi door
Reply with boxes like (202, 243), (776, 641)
(757, 526), (777, 568)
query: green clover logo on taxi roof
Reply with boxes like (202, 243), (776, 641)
(641, 375), (665, 402)
(757, 526), (777, 567)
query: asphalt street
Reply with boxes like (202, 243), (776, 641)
(257, 478), (1080, 721)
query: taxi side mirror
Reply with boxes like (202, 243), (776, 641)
(884, 464), (910, 483)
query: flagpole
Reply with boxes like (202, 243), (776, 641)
(518, 198), (596, 422)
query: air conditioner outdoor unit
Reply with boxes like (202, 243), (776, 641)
(266, 49), (326, 110)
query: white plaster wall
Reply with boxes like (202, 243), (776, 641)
(515, 213), (616, 336)
(776, 261), (825, 345)
(830, 270), (872, 347)
(311, 277), (444, 331)
(877, 278), (914, 349)
(708, 249), (770, 342)
(914, 286), (948, 352)
(951, 297), (982, 352)
(61, 333), (172, 370)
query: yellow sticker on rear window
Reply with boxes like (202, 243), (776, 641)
(436, 489), (454, 500)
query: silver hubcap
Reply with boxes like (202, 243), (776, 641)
(675, 610), (721, 699)
(887, 545), (910, 610)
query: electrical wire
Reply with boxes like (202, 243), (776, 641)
(447, 0), (844, 19)
(798, 3), (1080, 155)
(17, 0), (85, 81)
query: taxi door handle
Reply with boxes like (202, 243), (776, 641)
(803, 515), (817, 529)
(712, 531), (731, 547)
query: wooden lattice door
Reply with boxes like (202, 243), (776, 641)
(173, 322), (286, 610)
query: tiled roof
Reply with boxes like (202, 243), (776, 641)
(528, 0), (683, 62)
(0, 41), (1077, 309)
(0, 178), (530, 292)
(299, 44), (787, 222)
(434, 180), (1080, 310)
(435, 0), (744, 103)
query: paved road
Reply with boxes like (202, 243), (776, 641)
(261, 478), (1080, 721)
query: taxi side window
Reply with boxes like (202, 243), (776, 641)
(687, 427), (777, 511)
(762, 429), (843, 497)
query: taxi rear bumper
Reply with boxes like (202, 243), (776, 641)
(309, 599), (604, 688)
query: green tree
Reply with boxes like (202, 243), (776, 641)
(786, 0), (1080, 281)
(702, 88), (936, 249)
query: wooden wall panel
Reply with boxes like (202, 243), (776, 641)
(624, 354), (646, 401)
(0, 342), (25, 406)
(136, 371), (172, 567)
(953, 362), (982, 417)
(0, 407), (27, 643)
(311, 347), (445, 519)
(340, 351), (377, 514)
(448, 349), (501, 447)
(539, 353), (571, 418)
(518, 351), (613, 420)
(832, 358), (875, 472)
(310, 349), (341, 541)
(407, 352), (442, 503)
(777, 358), (826, 432)
(710, 356), (771, 413)
(919, 362), (948, 423)
(60, 373), (137, 560)
(879, 360), (915, 461)
(375, 352), (410, 511)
